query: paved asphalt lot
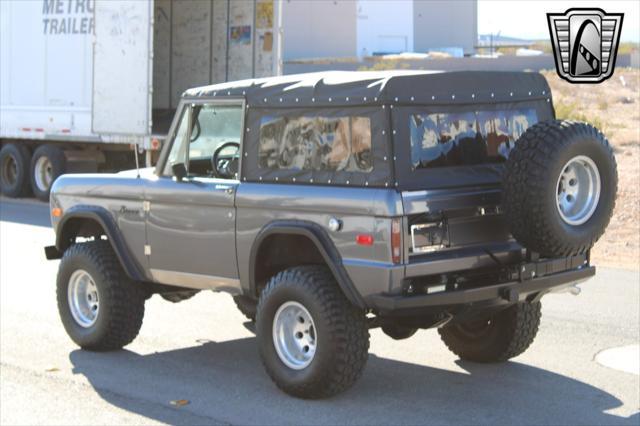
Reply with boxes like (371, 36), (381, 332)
(1, 198), (638, 425)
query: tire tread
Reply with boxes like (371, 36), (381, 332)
(57, 240), (145, 351)
(257, 265), (369, 399)
(503, 120), (617, 256)
(439, 302), (542, 362)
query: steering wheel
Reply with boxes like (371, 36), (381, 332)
(212, 142), (240, 179)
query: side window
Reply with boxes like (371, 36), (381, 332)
(163, 107), (190, 176)
(409, 108), (538, 169)
(163, 104), (243, 178)
(258, 115), (373, 173)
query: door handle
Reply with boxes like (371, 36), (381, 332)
(215, 184), (235, 194)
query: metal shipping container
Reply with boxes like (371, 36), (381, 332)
(0, 0), (280, 200)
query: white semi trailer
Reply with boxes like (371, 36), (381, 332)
(0, 0), (279, 200)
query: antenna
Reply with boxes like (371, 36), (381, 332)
(133, 143), (140, 178)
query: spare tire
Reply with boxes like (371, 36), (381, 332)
(503, 120), (617, 257)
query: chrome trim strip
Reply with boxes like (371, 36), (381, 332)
(150, 268), (242, 294)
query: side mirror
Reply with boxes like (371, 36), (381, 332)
(172, 163), (187, 181)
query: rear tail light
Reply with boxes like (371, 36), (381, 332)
(391, 218), (402, 264)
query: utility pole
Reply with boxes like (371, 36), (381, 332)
(274, 0), (283, 76)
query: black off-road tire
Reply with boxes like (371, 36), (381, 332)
(160, 290), (199, 303)
(0, 143), (31, 198)
(57, 241), (145, 351)
(503, 120), (617, 257)
(438, 302), (541, 363)
(381, 324), (418, 340)
(233, 295), (257, 321)
(256, 265), (369, 399)
(30, 144), (66, 201)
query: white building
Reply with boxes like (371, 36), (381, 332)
(282, 0), (477, 60)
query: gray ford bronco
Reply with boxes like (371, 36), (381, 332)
(45, 71), (617, 399)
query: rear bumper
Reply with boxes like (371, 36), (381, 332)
(368, 261), (595, 313)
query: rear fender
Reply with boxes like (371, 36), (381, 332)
(249, 220), (366, 309)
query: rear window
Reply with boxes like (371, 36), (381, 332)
(258, 115), (373, 173)
(410, 108), (538, 169)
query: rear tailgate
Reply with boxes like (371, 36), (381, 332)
(403, 185), (508, 249)
(401, 185), (523, 275)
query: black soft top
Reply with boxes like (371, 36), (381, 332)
(183, 70), (551, 107)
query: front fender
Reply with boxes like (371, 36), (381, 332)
(51, 205), (146, 282)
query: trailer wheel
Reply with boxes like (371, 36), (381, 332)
(30, 144), (66, 201)
(0, 143), (31, 198)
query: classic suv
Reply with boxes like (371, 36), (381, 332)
(45, 71), (617, 399)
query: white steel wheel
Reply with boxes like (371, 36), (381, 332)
(67, 269), (100, 328)
(272, 301), (317, 370)
(33, 155), (53, 192)
(556, 155), (601, 226)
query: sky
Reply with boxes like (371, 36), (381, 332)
(478, 0), (640, 42)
